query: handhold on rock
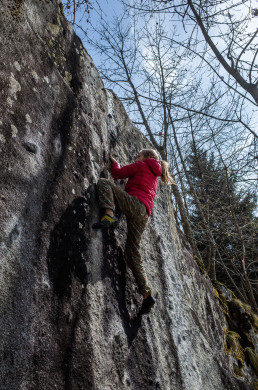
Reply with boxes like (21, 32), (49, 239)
(23, 142), (38, 154)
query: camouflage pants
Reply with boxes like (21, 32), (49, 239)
(97, 178), (150, 297)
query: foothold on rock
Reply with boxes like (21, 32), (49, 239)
(23, 142), (38, 154)
(108, 113), (112, 119)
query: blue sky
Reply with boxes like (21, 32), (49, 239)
(64, 1), (258, 135)
(64, 1), (257, 194)
(66, 0), (258, 92)
(65, 0), (125, 67)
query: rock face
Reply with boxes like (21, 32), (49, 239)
(0, 1), (256, 389)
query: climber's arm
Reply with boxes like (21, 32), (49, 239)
(111, 160), (139, 180)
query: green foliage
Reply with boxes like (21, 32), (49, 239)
(194, 255), (206, 275)
(8, 0), (23, 19)
(245, 348), (258, 377)
(215, 285), (258, 378)
(187, 144), (258, 305)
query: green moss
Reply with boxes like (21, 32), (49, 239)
(213, 282), (258, 336)
(212, 280), (236, 299)
(213, 285), (230, 316)
(8, 0), (23, 19)
(47, 23), (61, 37)
(194, 255), (206, 274)
(229, 298), (258, 331)
(226, 331), (241, 352)
(253, 380), (258, 390)
(59, 2), (65, 16)
(225, 331), (245, 368)
(233, 363), (243, 377)
(215, 285), (258, 379)
(245, 348), (258, 377)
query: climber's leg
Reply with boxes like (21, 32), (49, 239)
(96, 179), (150, 295)
(93, 178), (146, 229)
(123, 198), (150, 297)
(97, 178), (116, 211)
(93, 179), (155, 312)
(121, 196), (156, 314)
(92, 179), (118, 229)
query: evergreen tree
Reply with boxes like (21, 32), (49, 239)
(187, 145), (257, 306)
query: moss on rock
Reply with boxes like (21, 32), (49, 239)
(8, 0), (23, 20)
(225, 331), (245, 370)
(59, 2), (65, 17)
(194, 255), (206, 275)
(245, 348), (258, 377)
(228, 298), (258, 331)
(233, 363), (243, 377)
(215, 283), (258, 380)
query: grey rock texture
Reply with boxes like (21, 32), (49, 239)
(0, 1), (256, 389)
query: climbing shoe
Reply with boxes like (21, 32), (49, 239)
(139, 294), (156, 315)
(92, 214), (118, 229)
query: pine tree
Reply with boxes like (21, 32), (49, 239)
(187, 145), (257, 306)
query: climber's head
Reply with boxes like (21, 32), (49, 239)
(135, 149), (159, 162)
(137, 149), (176, 186)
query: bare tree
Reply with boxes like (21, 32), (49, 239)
(124, 0), (258, 107)
(62, 0), (98, 24)
(62, 3), (258, 307)
(86, 13), (257, 307)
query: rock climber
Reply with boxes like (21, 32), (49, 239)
(92, 149), (175, 315)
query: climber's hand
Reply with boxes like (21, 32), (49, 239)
(109, 155), (117, 163)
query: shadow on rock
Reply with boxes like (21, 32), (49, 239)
(101, 229), (143, 346)
(47, 196), (90, 299)
(45, 196), (94, 389)
(101, 229), (158, 388)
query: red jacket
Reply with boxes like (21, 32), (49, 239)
(111, 158), (162, 216)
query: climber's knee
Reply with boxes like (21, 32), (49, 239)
(97, 178), (111, 187)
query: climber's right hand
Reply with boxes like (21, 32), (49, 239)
(109, 155), (117, 163)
